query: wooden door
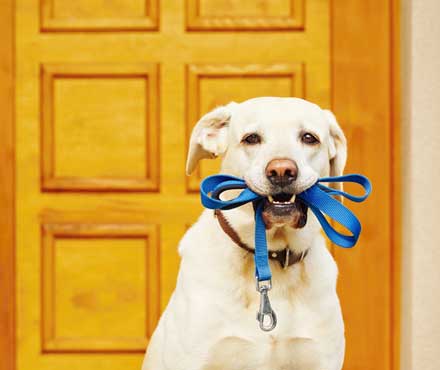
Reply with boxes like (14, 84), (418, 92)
(2, 1), (399, 370)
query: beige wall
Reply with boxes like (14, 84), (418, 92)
(401, 0), (440, 369)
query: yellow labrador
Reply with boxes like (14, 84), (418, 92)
(142, 97), (346, 370)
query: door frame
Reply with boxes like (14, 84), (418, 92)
(0, 0), (15, 369)
(0, 1), (400, 369)
(331, 2), (401, 370)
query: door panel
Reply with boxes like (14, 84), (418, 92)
(13, 1), (395, 370)
(40, 63), (159, 191)
(40, 217), (160, 353)
(40, 0), (158, 31)
(187, 0), (304, 30)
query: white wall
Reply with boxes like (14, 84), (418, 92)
(401, 0), (440, 369)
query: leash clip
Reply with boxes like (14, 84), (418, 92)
(256, 279), (277, 332)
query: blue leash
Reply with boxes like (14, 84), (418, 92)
(200, 174), (372, 331)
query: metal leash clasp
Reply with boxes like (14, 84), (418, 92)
(256, 279), (277, 332)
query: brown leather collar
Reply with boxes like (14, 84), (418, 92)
(214, 210), (308, 269)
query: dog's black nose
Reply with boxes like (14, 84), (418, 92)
(265, 159), (298, 187)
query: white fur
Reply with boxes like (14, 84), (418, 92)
(142, 97), (347, 370)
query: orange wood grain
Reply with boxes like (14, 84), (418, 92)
(390, 1), (402, 369)
(40, 63), (160, 192)
(331, 0), (400, 369)
(0, 0), (15, 369)
(40, 219), (160, 353)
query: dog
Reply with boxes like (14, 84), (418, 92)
(142, 97), (347, 370)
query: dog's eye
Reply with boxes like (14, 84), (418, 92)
(242, 133), (261, 145)
(301, 132), (320, 145)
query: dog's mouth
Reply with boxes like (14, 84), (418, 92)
(267, 192), (295, 204)
(262, 192), (308, 229)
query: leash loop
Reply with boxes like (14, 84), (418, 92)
(201, 173), (372, 252)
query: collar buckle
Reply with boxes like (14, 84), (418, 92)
(283, 247), (290, 269)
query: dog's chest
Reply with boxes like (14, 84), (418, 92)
(203, 333), (322, 370)
(200, 290), (323, 369)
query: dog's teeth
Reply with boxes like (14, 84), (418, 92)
(290, 195), (296, 203)
(268, 195), (274, 203)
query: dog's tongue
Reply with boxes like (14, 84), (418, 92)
(262, 198), (308, 229)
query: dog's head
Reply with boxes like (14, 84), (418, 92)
(186, 97), (347, 229)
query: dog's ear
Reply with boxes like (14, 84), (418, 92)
(323, 110), (347, 193)
(186, 103), (236, 175)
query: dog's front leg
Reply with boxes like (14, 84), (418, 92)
(142, 321), (167, 370)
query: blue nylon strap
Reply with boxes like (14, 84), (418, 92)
(317, 174), (372, 202)
(200, 175), (263, 210)
(200, 173), (372, 282)
(254, 202), (272, 281)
